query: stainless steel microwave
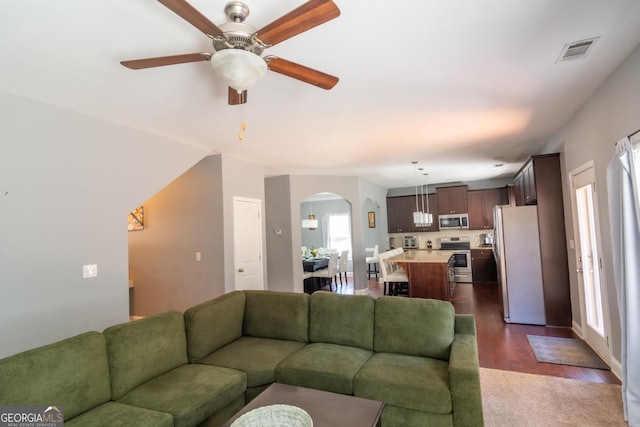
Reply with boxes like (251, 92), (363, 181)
(439, 213), (469, 230)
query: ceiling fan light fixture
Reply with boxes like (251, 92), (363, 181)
(210, 49), (267, 93)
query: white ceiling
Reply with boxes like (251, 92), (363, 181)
(2, 1), (640, 189)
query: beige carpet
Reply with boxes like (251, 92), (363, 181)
(480, 367), (626, 426)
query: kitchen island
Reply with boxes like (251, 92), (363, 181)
(390, 250), (456, 300)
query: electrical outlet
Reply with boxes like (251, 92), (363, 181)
(196, 252), (201, 261)
(83, 264), (98, 278)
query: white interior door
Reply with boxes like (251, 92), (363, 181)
(233, 197), (263, 291)
(569, 162), (610, 361)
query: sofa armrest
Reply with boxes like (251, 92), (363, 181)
(454, 313), (476, 336)
(448, 323), (484, 426)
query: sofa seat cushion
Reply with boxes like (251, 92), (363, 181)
(354, 352), (452, 414)
(65, 401), (173, 427)
(275, 342), (373, 395)
(197, 336), (306, 388)
(116, 364), (246, 427)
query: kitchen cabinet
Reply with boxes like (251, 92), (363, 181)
(387, 194), (438, 233)
(436, 185), (468, 214)
(471, 248), (497, 283)
(386, 196), (414, 233)
(514, 160), (537, 205)
(394, 250), (456, 300)
(467, 188), (506, 230)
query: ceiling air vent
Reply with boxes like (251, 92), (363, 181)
(556, 37), (599, 64)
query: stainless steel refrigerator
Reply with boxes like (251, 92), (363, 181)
(493, 205), (545, 325)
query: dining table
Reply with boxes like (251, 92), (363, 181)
(302, 257), (329, 272)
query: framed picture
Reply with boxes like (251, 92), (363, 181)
(368, 211), (376, 228)
(128, 206), (144, 231)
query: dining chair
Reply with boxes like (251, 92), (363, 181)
(365, 245), (379, 279)
(336, 249), (349, 285)
(302, 271), (314, 294)
(378, 250), (409, 296)
(312, 251), (339, 292)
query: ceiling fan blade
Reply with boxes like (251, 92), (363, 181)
(228, 88), (248, 105)
(157, 0), (224, 38)
(266, 57), (339, 90)
(256, 0), (340, 46)
(120, 52), (212, 69)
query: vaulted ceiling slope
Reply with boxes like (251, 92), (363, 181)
(2, 1), (640, 188)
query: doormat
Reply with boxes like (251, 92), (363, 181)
(526, 335), (610, 370)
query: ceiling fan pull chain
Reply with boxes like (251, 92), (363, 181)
(238, 99), (247, 141)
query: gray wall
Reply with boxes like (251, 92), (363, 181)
(128, 154), (267, 315)
(386, 177), (513, 197)
(541, 43), (640, 372)
(0, 91), (208, 358)
(128, 155), (225, 316)
(264, 176), (295, 292)
(265, 175), (388, 294)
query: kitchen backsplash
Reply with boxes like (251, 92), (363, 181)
(389, 229), (490, 250)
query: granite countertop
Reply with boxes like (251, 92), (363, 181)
(390, 249), (456, 263)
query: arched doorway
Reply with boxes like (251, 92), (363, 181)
(300, 192), (353, 293)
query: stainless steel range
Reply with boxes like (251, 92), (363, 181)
(440, 236), (472, 283)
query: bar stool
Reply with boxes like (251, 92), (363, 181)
(365, 245), (379, 279)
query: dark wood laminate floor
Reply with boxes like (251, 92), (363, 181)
(327, 276), (619, 385)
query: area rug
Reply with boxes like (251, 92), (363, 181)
(480, 367), (625, 426)
(526, 335), (610, 370)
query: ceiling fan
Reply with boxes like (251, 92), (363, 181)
(121, 0), (340, 105)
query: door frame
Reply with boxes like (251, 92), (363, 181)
(568, 160), (612, 362)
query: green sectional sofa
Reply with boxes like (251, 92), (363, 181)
(185, 290), (483, 426)
(0, 290), (483, 426)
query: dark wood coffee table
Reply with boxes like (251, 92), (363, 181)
(222, 383), (384, 427)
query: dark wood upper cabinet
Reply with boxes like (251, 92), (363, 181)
(387, 194), (438, 233)
(436, 185), (468, 214)
(514, 161), (538, 205)
(467, 188), (506, 230)
(386, 195), (414, 233)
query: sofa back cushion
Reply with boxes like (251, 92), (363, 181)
(243, 291), (309, 342)
(0, 331), (111, 419)
(184, 291), (246, 362)
(104, 311), (188, 399)
(374, 297), (455, 360)
(309, 292), (374, 350)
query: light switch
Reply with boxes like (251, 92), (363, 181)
(196, 252), (201, 261)
(83, 264), (98, 278)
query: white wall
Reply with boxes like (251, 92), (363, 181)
(0, 91), (209, 358)
(542, 43), (640, 368)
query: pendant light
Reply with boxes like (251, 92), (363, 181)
(301, 200), (318, 230)
(412, 161), (433, 227)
